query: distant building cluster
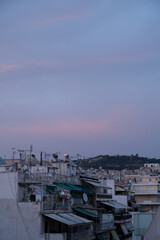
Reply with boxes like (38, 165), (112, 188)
(0, 150), (160, 240)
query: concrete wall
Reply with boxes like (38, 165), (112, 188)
(52, 161), (77, 177)
(103, 179), (115, 198)
(144, 207), (160, 240)
(0, 172), (18, 199)
(0, 200), (41, 240)
(114, 195), (128, 206)
(0, 166), (7, 172)
(132, 212), (155, 240)
(0, 172), (42, 240)
(144, 163), (159, 167)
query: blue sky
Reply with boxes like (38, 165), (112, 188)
(0, 0), (160, 159)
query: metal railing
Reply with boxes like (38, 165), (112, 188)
(96, 193), (112, 200)
(42, 196), (71, 211)
(95, 221), (114, 231)
(68, 229), (93, 240)
(18, 172), (80, 184)
(114, 214), (132, 221)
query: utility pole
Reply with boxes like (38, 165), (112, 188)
(40, 152), (43, 166)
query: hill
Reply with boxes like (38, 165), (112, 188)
(76, 154), (160, 170)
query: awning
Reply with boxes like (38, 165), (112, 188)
(67, 184), (91, 194)
(115, 186), (125, 192)
(55, 182), (73, 190)
(66, 213), (92, 224)
(44, 214), (74, 225)
(74, 208), (99, 218)
(44, 213), (92, 226)
(111, 230), (120, 240)
(101, 201), (131, 209)
(46, 185), (55, 193)
(0, 157), (6, 165)
(55, 182), (91, 194)
(84, 180), (110, 188)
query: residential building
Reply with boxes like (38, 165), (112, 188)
(131, 176), (160, 212)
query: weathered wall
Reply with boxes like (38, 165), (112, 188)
(0, 172), (42, 240)
(0, 172), (18, 199)
(103, 179), (115, 197)
(114, 195), (128, 206)
(0, 199), (41, 240)
(144, 207), (160, 240)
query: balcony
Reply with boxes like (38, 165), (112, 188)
(67, 230), (95, 240)
(42, 201), (70, 211)
(96, 193), (112, 201)
(114, 214), (132, 223)
(95, 221), (114, 232)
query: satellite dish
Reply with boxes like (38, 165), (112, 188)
(83, 193), (88, 202)
(23, 165), (28, 171)
(53, 154), (58, 159)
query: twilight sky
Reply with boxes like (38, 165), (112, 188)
(0, 0), (160, 159)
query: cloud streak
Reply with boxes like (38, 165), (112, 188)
(0, 64), (23, 73)
(0, 118), (114, 138)
(0, 106), (136, 138)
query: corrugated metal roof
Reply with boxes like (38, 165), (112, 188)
(59, 213), (83, 224)
(44, 213), (92, 225)
(0, 157), (6, 165)
(44, 214), (75, 225)
(101, 201), (131, 209)
(67, 213), (92, 224)
(59, 213), (92, 224)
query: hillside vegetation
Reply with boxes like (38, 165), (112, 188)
(76, 155), (160, 170)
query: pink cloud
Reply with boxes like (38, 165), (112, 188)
(0, 119), (114, 138)
(0, 106), (139, 140)
(38, 13), (81, 25)
(0, 64), (23, 73)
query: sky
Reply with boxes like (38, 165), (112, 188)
(0, 0), (160, 159)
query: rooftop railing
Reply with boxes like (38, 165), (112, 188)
(114, 213), (132, 222)
(95, 221), (114, 231)
(41, 194), (71, 211)
(96, 193), (112, 200)
(18, 172), (80, 184)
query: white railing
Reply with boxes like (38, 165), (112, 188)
(18, 172), (80, 184)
